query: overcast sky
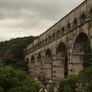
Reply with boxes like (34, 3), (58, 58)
(0, 0), (84, 41)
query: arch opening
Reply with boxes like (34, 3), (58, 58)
(31, 55), (34, 63)
(90, 8), (92, 17)
(49, 36), (51, 40)
(74, 19), (77, 24)
(57, 30), (59, 36)
(81, 14), (85, 23)
(37, 53), (42, 75)
(45, 49), (51, 59)
(44, 49), (52, 79)
(37, 53), (41, 61)
(72, 32), (92, 75)
(90, 8), (92, 14)
(29, 55), (35, 76)
(26, 58), (29, 65)
(62, 27), (64, 31)
(55, 42), (68, 79)
(53, 33), (55, 38)
(45, 38), (47, 44)
(67, 23), (70, 30)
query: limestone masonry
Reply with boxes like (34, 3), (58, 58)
(24, 0), (92, 81)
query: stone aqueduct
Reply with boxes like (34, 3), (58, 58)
(24, 0), (92, 80)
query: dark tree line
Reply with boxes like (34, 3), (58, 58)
(0, 36), (38, 74)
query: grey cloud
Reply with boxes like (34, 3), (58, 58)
(0, 0), (84, 20)
(0, 0), (84, 41)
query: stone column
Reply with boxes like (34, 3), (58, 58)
(52, 54), (56, 80)
(67, 49), (73, 76)
(66, 38), (73, 76)
(28, 57), (31, 73)
(34, 54), (37, 79)
(41, 52), (45, 74)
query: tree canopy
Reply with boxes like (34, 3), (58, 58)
(0, 61), (41, 92)
(0, 36), (38, 74)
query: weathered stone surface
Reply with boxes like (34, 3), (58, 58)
(24, 0), (92, 80)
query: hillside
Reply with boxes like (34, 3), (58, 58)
(0, 36), (38, 74)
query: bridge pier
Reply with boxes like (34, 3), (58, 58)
(24, 0), (92, 81)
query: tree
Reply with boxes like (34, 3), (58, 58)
(83, 40), (92, 67)
(0, 61), (41, 92)
(58, 75), (78, 92)
(0, 36), (38, 74)
(77, 67), (92, 92)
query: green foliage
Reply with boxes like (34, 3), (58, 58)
(0, 61), (41, 92)
(0, 36), (38, 74)
(86, 82), (92, 92)
(48, 82), (57, 92)
(0, 87), (4, 92)
(83, 40), (92, 67)
(58, 75), (78, 92)
(77, 67), (92, 92)
(37, 72), (58, 92)
(37, 72), (49, 89)
(58, 67), (92, 92)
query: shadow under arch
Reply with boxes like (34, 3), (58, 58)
(45, 48), (52, 59)
(31, 55), (35, 63)
(37, 52), (42, 75)
(37, 53), (41, 60)
(29, 55), (35, 76)
(72, 32), (90, 75)
(26, 58), (29, 65)
(55, 42), (68, 79)
(44, 48), (52, 79)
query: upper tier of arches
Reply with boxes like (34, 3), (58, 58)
(24, 0), (92, 55)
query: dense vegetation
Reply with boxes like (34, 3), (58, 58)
(0, 36), (38, 74)
(83, 40), (92, 67)
(58, 67), (92, 92)
(0, 61), (41, 92)
(0, 36), (92, 92)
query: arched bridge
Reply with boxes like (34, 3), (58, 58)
(24, 0), (92, 81)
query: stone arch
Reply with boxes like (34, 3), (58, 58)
(36, 52), (42, 75)
(44, 48), (52, 79)
(57, 30), (60, 37)
(53, 33), (55, 38)
(62, 27), (64, 35)
(49, 35), (51, 40)
(62, 27), (64, 31)
(74, 18), (77, 26)
(48, 35), (51, 42)
(31, 55), (35, 63)
(45, 47), (52, 56)
(45, 49), (52, 59)
(67, 23), (70, 30)
(45, 38), (47, 44)
(90, 8), (92, 13)
(29, 55), (35, 76)
(71, 32), (89, 75)
(54, 42), (68, 79)
(80, 13), (86, 23)
(89, 7), (92, 18)
(37, 53), (41, 60)
(26, 58), (29, 65)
